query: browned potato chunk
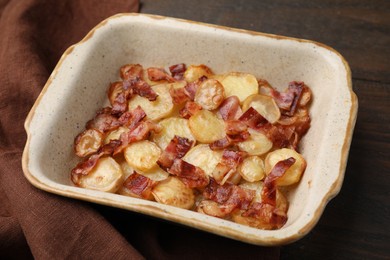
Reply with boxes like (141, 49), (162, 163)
(237, 128), (273, 156)
(194, 79), (225, 110)
(238, 156), (265, 182)
(77, 156), (123, 192)
(151, 117), (195, 150)
(182, 144), (223, 177)
(74, 129), (103, 157)
(152, 177), (195, 209)
(188, 110), (226, 143)
(124, 140), (162, 172)
(183, 64), (213, 82)
(264, 148), (307, 186)
(220, 72), (258, 102)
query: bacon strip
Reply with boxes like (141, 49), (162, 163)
(123, 79), (158, 101)
(157, 136), (194, 170)
(169, 87), (190, 105)
(114, 121), (161, 155)
(203, 178), (255, 214)
(147, 67), (175, 82)
(123, 172), (156, 199)
(271, 81), (304, 116)
(168, 159), (209, 188)
(218, 96), (242, 120)
(86, 107), (121, 133)
(261, 157), (295, 206)
(239, 107), (270, 131)
(120, 64), (143, 81)
(212, 150), (246, 184)
(183, 76), (207, 100)
(117, 106), (146, 129)
(169, 63), (187, 80)
(179, 101), (202, 119)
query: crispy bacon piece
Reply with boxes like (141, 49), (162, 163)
(218, 96), (242, 120)
(169, 87), (190, 105)
(114, 121), (161, 154)
(179, 101), (202, 119)
(203, 178), (255, 214)
(212, 150), (246, 184)
(117, 106), (146, 129)
(210, 120), (249, 150)
(157, 136), (194, 170)
(120, 64), (143, 81)
(239, 107), (270, 131)
(123, 172), (156, 200)
(271, 81), (304, 116)
(168, 159), (209, 188)
(70, 140), (122, 184)
(123, 79), (158, 101)
(241, 202), (287, 230)
(147, 67), (175, 82)
(86, 107), (121, 133)
(262, 157), (295, 205)
(169, 63), (187, 80)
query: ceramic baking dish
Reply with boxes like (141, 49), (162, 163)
(22, 13), (357, 246)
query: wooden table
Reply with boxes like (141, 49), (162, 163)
(138, 1), (390, 258)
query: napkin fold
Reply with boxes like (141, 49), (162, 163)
(0, 0), (280, 258)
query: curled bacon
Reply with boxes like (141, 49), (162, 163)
(114, 121), (161, 155)
(218, 96), (242, 120)
(169, 63), (187, 80)
(203, 178), (255, 214)
(123, 79), (158, 101)
(86, 107), (121, 133)
(210, 120), (249, 150)
(239, 107), (270, 131)
(120, 64), (143, 81)
(157, 136), (194, 171)
(179, 101), (202, 119)
(271, 81), (304, 116)
(147, 67), (175, 82)
(212, 150), (246, 184)
(123, 172), (156, 200)
(117, 106), (146, 129)
(169, 87), (190, 105)
(168, 159), (209, 189)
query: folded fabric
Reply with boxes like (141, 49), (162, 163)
(0, 0), (280, 258)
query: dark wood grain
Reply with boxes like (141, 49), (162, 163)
(133, 1), (390, 258)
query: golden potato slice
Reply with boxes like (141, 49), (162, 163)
(188, 110), (226, 143)
(152, 177), (195, 209)
(238, 156), (265, 182)
(220, 72), (258, 102)
(194, 79), (225, 110)
(128, 84), (173, 121)
(151, 117), (195, 150)
(104, 126), (129, 144)
(197, 200), (227, 218)
(242, 94), (281, 124)
(183, 64), (213, 82)
(239, 180), (263, 202)
(237, 128), (272, 156)
(74, 129), (103, 157)
(78, 156), (123, 193)
(124, 140), (162, 172)
(264, 148), (307, 186)
(182, 144), (223, 177)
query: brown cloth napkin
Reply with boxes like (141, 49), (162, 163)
(0, 0), (280, 259)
